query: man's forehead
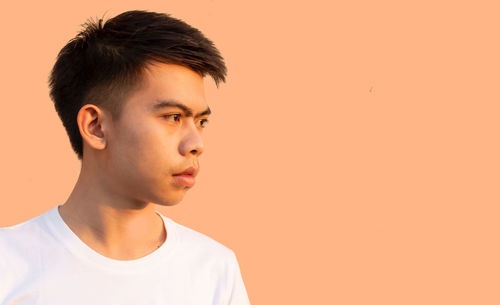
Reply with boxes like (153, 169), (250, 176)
(143, 62), (205, 83)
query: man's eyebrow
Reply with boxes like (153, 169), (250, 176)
(151, 100), (211, 117)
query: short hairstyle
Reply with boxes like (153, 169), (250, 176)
(49, 10), (227, 160)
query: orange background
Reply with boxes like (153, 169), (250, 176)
(1, 1), (499, 304)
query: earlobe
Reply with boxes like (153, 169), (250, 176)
(77, 104), (107, 151)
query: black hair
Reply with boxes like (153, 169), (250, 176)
(48, 10), (227, 160)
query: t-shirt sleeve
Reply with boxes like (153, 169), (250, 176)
(0, 229), (15, 303)
(225, 250), (251, 305)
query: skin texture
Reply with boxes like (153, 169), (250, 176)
(58, 63), (210, 260)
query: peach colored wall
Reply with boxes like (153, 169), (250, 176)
(1, 1), (499, 304)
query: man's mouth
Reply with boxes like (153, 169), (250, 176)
(172, 174), (195, 187)
(173, 166), (198, 176)
(172, 166), (197, 187)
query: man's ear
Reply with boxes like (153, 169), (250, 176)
(77, 104), (108, 152)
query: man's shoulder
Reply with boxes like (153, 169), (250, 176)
(0, 213), (45, 240)
(0, 212), (47, 252)
(0, 212), (49, 276)
(164, 216), (236, 261)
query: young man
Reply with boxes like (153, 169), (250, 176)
(0, 10), (250, 305)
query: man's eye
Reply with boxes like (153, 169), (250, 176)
(163, 114), (181, 122)
(199, 119), (209, 128)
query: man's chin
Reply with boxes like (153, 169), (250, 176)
(155, 201), (182, 207)
(154, 194), (186, 206)
(150, 185), (192, 206)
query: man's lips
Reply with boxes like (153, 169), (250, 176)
(173, 167), (197, 187)
(173, 166), (197, 176)
(172, 174), (195, 187)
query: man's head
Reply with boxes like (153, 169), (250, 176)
(49, 10), (226, 160)
(49, 10), (226, 205)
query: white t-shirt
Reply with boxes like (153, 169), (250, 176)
(0, 205), (251, 305)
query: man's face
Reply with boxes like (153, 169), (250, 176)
(102, 63), (210, 206)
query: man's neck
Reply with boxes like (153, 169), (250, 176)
(58, 167), (166, 260)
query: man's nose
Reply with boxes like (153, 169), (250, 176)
(178, 120), (204, 157)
